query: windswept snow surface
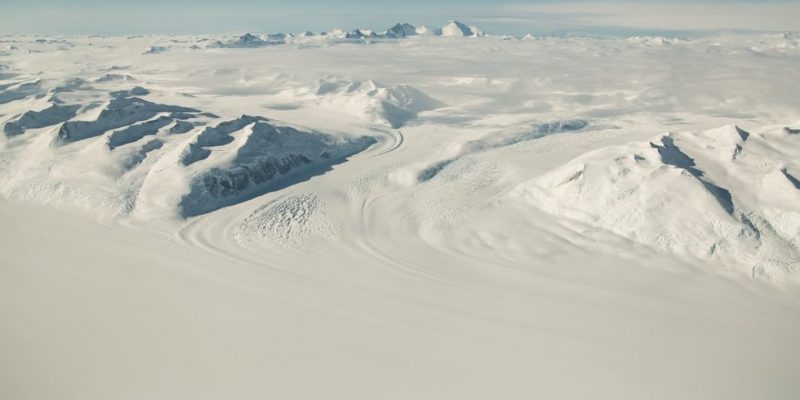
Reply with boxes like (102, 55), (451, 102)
(2, 31), (800, 399)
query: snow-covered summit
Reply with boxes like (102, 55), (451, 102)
(441, 21), (482, 37)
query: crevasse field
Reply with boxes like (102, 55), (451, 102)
(1, 25), (800, 399)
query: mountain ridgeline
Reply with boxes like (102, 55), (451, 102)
(216, 21), (484, 48)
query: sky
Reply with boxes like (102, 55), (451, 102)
(3, 0), (800, 35)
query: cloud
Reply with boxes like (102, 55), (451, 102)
(500, 1), (800, 32)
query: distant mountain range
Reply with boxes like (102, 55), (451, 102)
(216, 21), (484, 48)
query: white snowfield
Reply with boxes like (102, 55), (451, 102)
(1, 27), (800, 399)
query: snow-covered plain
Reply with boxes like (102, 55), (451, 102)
(1, 27), (800, 399)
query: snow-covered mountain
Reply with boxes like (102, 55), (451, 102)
(0, 81), (376, 219)
(441, 21), (483, 37)
(215, 32), (288, 48)
(178, 115), (376, 216)
(209, 21), (484, 48)
(386, 23), (418, 38)
(516, 125), (800, 283)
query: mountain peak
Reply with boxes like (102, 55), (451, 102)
(441, 20), (478, 37)
(387, 23), (417, 38)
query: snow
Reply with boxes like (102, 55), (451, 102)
(197, 21), (489, 48)
(179, 117), (376, 216)
(518, 125), (800, 284)
(215, 33), (288, 48)
(287, 77), (442, 128)
(143, 45), (168, 54)
(57, 95), (198, 143)
(415, 25), (442, 36)
(441, 20), (481, 37)
(2, 29), (800, 399)
(4, 103), (80, 136)
(386, 23), (417, 38)
(345, 29), (369, 39)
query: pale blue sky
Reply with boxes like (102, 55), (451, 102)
(3, 1), (799, 35)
